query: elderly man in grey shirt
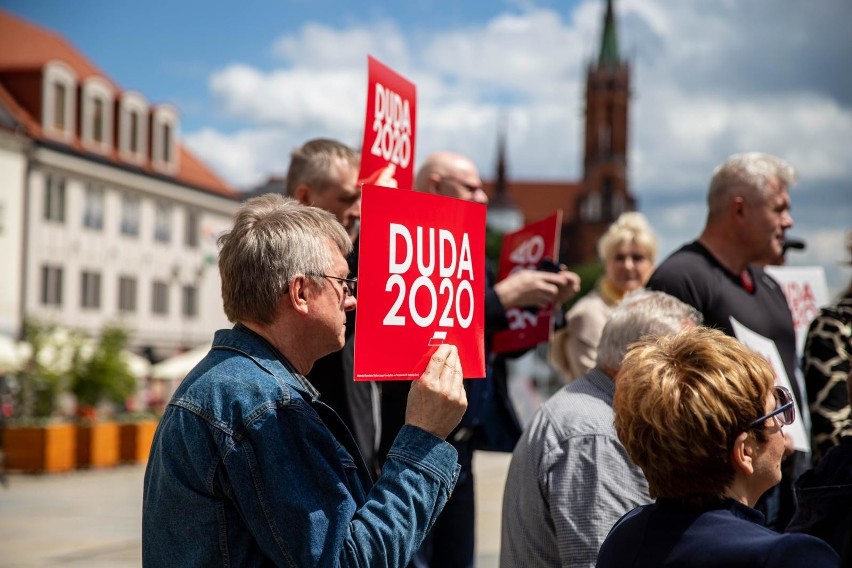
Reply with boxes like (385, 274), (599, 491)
(500, 289), (701, 568)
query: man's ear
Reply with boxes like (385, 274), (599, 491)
(287, 276), (311, 315)
(427, 173), (442, 195)
(294, 185), (313, 206)
(731, 195), (747, 221)
(730, 431), (755, 476)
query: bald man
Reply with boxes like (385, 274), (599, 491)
(381, 151), (580, 568)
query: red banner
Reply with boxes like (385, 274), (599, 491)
(358, 56), (416, 190)
(492, 211), (563, 353)
(354, 185), (486, 380)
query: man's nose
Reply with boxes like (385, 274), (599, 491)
(344, 295), (357, 311)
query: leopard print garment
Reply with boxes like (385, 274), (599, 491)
(802, 289), (852, 463)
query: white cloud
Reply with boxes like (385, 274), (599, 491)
(271, 21), (411, 70)
(183, 0), (851, 294)
(208, 65), (365, 131)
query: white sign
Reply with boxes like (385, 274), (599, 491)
(764, 265), (829, 356)
(730, 317), (809, 452)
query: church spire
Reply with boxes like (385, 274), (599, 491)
(494, 113), (508, 201)
(599, 0), (621, 67)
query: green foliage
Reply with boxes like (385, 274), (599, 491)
(17, 318), (67, 419)
(70, 323), (136, 410)
(485, 225), (504, 272)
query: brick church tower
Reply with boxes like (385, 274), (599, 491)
(560, 0), (635, 266)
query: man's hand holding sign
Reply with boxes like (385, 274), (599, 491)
(492, 212), (577, 353)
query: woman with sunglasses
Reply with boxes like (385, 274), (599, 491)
(597, 326), (838, 567)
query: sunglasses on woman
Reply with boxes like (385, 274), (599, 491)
(748, 385), (795, 428)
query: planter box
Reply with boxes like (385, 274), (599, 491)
(3, 423), (77, 473)
(76, 421), (120, 469)
(119, 420), (158, 463)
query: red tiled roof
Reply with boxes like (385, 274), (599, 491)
(0, 9), (238, 199)
(484, 180), (582, 226)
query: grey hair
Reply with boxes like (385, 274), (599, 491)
(217, 193), (352, 324)
(597, 211), (659, 263)
(285, 138), (359, 197)
(707, 152), (798, 218)
(596, 289), (703, 370)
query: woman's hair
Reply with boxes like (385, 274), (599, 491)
(218, 194), (351, 324)
(613, 326), (775, 504)
(597, 211), (658, 263)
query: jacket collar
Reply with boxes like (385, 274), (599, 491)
(214, 324), (320, 400)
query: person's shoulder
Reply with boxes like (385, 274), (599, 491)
(566, 290), (610, 323)
(651, 242), (709, 274)
(765, 531), (840, 566)
(540, 374), (615, 437)
(175, 346), (301, 426)
(647, 242), (715, 300)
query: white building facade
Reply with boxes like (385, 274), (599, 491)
(0, 10), (239, 358)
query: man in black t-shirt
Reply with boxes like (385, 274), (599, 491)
(647, 152), (804, 529)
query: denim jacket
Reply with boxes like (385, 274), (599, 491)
(143, 326), (460, 567)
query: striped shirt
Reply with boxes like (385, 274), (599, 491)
(500, 368), (650, 568)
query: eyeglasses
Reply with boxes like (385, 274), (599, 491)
(313, 274), (357, 298)
(439, 176), (484, 195)
(748, 386), (795, 428)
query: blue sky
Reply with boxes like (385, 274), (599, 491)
(5, 0), (852, 294)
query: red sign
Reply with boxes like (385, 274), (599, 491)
(492, 212), (563, 353)
(358, 56), (416, 190)
(354, 184), (486, 380)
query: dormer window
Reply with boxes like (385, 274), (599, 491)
(42, 61), (77, 142)
(151, 105), (180, 174)
(119, 92), (148, 164)
(81, 77), (114, 153)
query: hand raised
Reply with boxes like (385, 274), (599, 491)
(405, 344), (468, 440)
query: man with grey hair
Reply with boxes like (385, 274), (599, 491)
(499, 289), (701, 568)
(143, 194), (468, 567)
(286, 138), (361, 242)
(647, 151), (803, 528)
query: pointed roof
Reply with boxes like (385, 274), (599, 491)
(598, 0), (621, 67)
(490, 113), (513, 209)
(0, 9), (238, 199)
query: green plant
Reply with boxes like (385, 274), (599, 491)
(16, 318), (68, 419)
(70, 324), (136, 413)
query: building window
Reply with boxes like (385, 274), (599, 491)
(80, 270), (101, 310)
(53, 83), (67, 131)
(182, 285), (198, 318)
(42, 62), (76, 140)
(121, 194), (140, 237)
(44, 174), (66, 223)
(83, 184), (104, 230)
(580, 192), (602, 222)
(40, 265), (63, 306)
(161, 123), (172, 163)
(154, 202), (171, 243)
(92, 98), (105, 143)
(129, 111), (140, 154)
(185, 209), (199, 248)
(152, 281), (169, 315)
(151, 105), (179, 173)
(118, 276), (137, 313)
(119, 93), (148, 163)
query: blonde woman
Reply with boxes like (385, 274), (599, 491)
(550, 212), (658, 382)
